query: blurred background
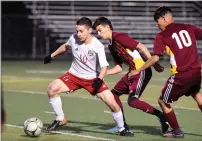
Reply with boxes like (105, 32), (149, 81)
(2, 1), (202, 60)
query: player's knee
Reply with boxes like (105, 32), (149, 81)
(158, 98), (164, 105)
(47, 82), (60, 97)
(128, 96), (138, 107)
(106, 97), (120, 112)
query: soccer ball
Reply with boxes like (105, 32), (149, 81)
(24, 117), (43, 137)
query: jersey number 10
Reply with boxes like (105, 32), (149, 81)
(172, 30), (192, 49)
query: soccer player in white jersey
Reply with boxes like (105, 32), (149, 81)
(43, 17), (134, 136)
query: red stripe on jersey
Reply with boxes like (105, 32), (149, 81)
(114, 41), (136, 70)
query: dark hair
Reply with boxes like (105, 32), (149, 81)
(76, 17), (92, 28)
(154, 6), (172, 22)
(93, 17), (113, 30)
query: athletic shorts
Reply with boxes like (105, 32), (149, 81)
(58, 72), (109, 95)
(160, 69), (201, 104)
(113, 68), (152, 98)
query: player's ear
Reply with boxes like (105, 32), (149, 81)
(106, 25), (111, 31)
(88, 28), (93, 34)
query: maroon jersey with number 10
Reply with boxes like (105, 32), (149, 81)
(153, 23), (202, 74)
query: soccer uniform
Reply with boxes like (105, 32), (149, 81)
(59, 33), (109, 95)
(153, 23), (202, 103)
(109, 32), (152, 98)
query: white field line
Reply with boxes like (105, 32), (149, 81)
(24, 70), (168, 81)
(5, 89), (200, 111)
(104, 111), (111, 114)
(44, 111), (55, 114)
(6, 124), (117, 141)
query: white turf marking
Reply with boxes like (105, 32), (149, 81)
(5, 89), (200, 111)
(104, 111), (111, 114)
(44, 111), (55, 114)
(6, 124), (117, 141)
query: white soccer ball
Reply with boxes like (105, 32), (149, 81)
(24, 117), (43, 137)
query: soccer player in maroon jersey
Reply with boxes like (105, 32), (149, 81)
(93, 17), (169, 134)
(132, 6), (202, 138)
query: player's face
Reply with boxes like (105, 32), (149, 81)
(76, 25), (92, 42)
(95, 25), (111, 40)
(156, 17), (167, 31)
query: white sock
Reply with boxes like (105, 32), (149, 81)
(49, 96), (64, 121)
(112, 110), (125, 132)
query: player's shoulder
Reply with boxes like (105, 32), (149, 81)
(112, 31), (127, 39)
(92, 36), (104, 46)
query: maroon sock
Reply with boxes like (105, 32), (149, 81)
(199, 105), (202, 112)
(128, 98), (154, 114)
(113, 94), (123, 111)
(113, 93), (127, 122)
(164, 110), (180, 130)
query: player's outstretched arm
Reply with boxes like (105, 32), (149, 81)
(136, 43), (151, 60)
(106, 64), (122, 75)
(44, 43), (68, 64)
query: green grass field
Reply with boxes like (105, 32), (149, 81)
(2, 60), (202, 141)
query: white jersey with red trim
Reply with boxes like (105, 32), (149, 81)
(65, 33), (109, 79)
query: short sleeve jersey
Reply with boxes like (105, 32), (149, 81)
(153, 23), (202, 74)
(66, 34), (109, 79)
(109, 32), (145, 70)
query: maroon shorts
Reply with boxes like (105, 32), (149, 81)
(113, 68), (152, 98)
(161, 69), (201, 104)
(58, 72), (109, 95)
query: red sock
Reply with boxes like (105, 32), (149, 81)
(199, 105), (202, 112)
(113, 93), (127, 122)
(164, 110), (180, 130)
(113, 94), (123, 112)
(128, 98), (154, 114)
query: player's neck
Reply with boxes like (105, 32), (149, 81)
(84, 35), (93, 45)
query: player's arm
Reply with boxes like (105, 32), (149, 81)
(131, 34), (165, 75)
(44, 43), (68, 64)
(51, 43), (68, 58)
(136, 43), (151, 59)
(92, 43), (109, 91)
(106, 63), (122, 75)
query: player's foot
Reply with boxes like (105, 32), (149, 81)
(157, 118), (169, 134)
(106, 126), (119, 133)
(106, 122), (130, 133)
(47, 117), (67, 132)
(119, 128), (134, 136)
(163, 129), (184, 138)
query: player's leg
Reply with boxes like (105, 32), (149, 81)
(189, 69), (202, 111)
(158, 98), (184, 138)
(96, 89), (134, 136)
(128, 68), (169, 133)
(108, 74), (131, 132)
(192, 92), (202, 111)
(47, 72), (79, 132)
(159, 74), (185, 138)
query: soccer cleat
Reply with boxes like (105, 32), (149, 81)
(119, 129), (134, 136)
(47, 117), (67, 132)
(163, 129), (184, 138)
(158, 118), (169, 134)
(106, 126), (119, 133)
(106, 122), (130, 133)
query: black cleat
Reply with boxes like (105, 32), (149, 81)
(158, 118), (169, 134)
(124, 122), (130, 131)
(120, 129), (134, 136)
(47, 118), (67, 132)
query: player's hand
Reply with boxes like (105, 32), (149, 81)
(92, 78), (103, 92)
(153, 62), (164, 73)
(44, 55), (53, 64)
